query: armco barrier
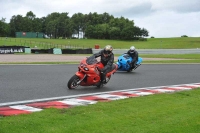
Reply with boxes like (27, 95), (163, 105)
(31, 49), (51, 54)
(62, 49), (76, 54)
(62, 48), (92, 54)
(27, 48), (93, 54)
(48, 48), (53, 54)
(76, 48), (92, 54)
(0, 47), (92, 54)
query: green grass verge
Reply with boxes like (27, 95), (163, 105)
(0, 89), (200, 133)
(1, 37), (200, 49)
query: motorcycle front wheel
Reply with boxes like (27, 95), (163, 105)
(67, 75), (80, 89)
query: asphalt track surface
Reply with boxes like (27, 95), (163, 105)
(0, 64), (200, 104)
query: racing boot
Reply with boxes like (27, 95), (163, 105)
(133, 64), (141, 70)
(97, 72), (105, 88)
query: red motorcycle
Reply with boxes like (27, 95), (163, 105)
(67, 56), (118, 89)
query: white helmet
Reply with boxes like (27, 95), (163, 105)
(129, 46), (135, 53)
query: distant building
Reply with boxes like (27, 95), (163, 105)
(72, 31), (84, 39)
(15, 32), (44, 38)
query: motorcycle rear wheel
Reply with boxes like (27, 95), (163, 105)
(67, 75), (80, 89)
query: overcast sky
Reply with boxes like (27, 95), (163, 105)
(1, 0), (200, 38)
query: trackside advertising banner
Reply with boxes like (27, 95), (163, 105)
(0, 46), (29, 54)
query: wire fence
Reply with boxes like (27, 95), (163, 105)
(0, 37), (90, 49)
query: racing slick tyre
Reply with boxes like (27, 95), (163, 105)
(67, 75), (80, 89)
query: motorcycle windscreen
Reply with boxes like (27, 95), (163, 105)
(86, 56), (98, 65)
(122, 54), (131, 59)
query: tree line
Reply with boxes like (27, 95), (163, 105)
(0, 11), (149, 40)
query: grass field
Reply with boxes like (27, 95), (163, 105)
(1, 37), (200, 49)
(0, 89), (200, 133)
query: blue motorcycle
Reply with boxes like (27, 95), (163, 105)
(116, 53), (142, 72)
